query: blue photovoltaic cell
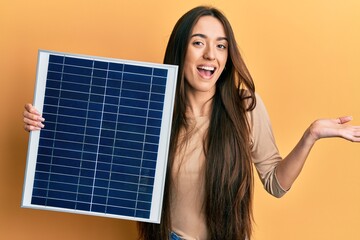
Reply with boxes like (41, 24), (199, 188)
(23, 51), (177, 223)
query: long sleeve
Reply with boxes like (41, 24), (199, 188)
(248, 94), (287, 198)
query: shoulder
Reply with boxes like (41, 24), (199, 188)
(245, 92), (270, 127)
(242, 91), (272, 140)
(240, 89), (267, 116)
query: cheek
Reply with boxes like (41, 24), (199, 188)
(221, 53), (228, 66)
(183, 54), (196, 79)
(183, 62), (192, 80)
(219, 56), (228, 71)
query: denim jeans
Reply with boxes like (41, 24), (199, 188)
(169, 231), (184, 240)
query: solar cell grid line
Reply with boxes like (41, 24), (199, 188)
(22, 50), (178, 223)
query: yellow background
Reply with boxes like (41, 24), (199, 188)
(1, 0), (359, 239)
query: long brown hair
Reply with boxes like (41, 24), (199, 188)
(138, 6), (256, 240)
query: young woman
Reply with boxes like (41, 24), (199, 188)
(23, 6), (360, 240)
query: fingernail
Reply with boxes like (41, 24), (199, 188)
(37, 122), (45, 128)
(38, 117), (45, 122)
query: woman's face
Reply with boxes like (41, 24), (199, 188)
(183, 15), (228, 96)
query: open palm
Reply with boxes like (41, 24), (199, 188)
(309, 116), (360, 142)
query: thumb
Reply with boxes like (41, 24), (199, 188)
(338, 116), (353, 124)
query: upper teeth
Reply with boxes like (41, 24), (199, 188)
(199, 66), (215, 71)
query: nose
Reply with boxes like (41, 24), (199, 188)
(203, 45), (215, 61)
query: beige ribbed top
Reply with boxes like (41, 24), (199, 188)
(170, 94), (286, 240)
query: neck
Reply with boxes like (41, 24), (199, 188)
(185, 87), (215, 118)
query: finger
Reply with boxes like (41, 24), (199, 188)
(23, 109), (45, 122)
(24, 103), (41, 116)
(338, 116), (353, 124)
(343, 134), (360, 142)
(24, 124), (41, 132)
(24, 103), (37, 114)
(24, 103), (32, 111)
(340, 127), (360, 142)
(23, 116), (45, 128)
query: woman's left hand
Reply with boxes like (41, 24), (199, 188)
(308, 116), (360, 142)
(276, 116), (360, 190)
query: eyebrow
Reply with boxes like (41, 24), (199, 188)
(190, 33), (228, 42)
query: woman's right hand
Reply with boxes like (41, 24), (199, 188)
(23, 103), (45, 131)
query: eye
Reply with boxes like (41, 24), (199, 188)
(217, 44), (227, 49)
(192, 41), (204, 47)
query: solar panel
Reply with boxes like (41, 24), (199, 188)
(22, 50), (178, 223)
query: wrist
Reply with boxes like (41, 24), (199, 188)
(303, 125), (318, 146)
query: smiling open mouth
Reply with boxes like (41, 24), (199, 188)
(197, 66), (216, 77)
